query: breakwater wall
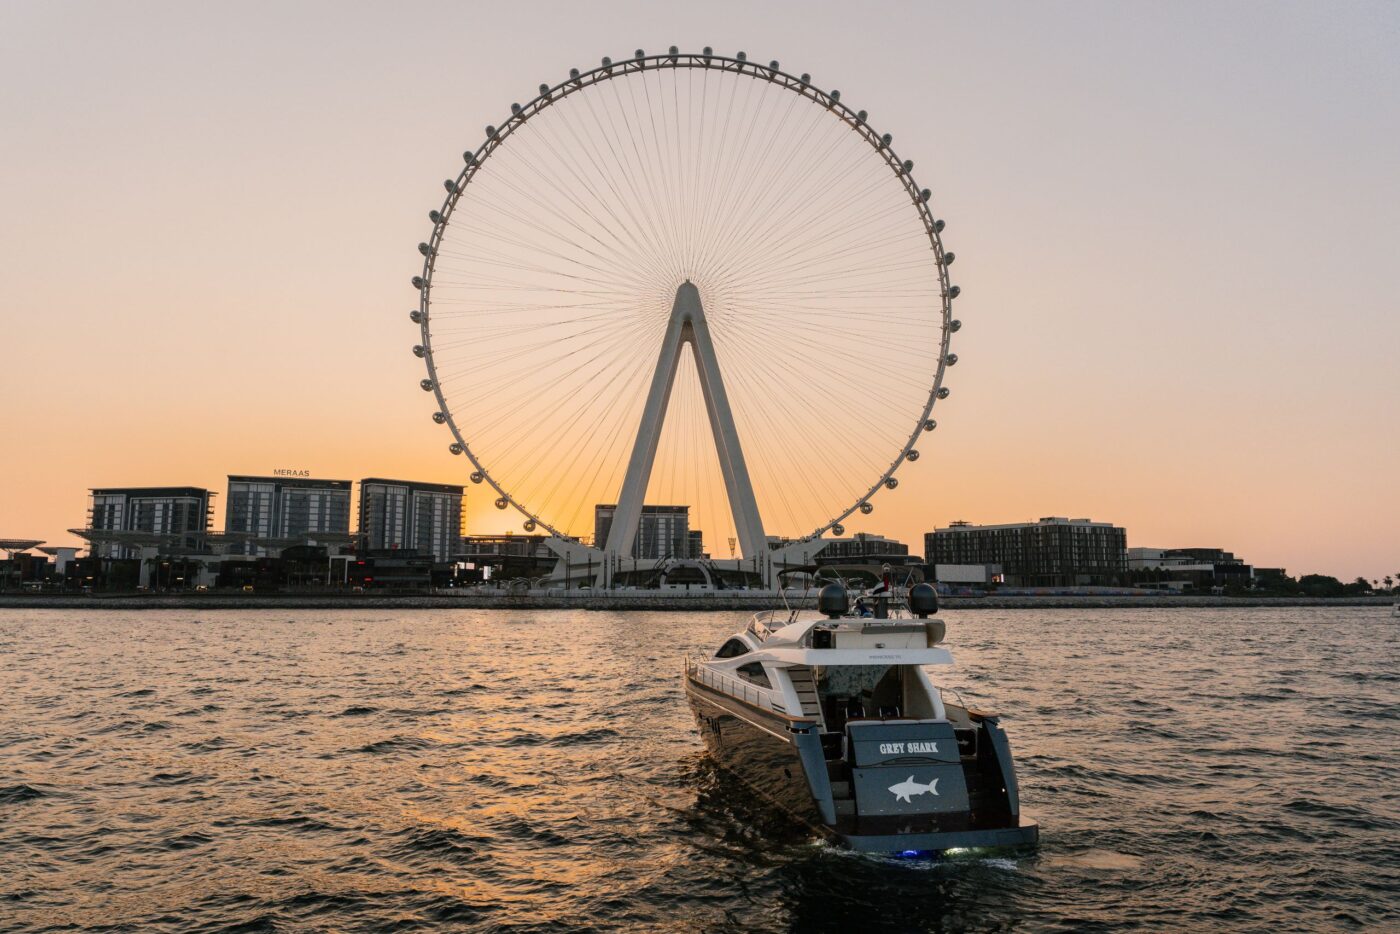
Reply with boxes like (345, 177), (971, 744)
(0, 593), (1393, 611)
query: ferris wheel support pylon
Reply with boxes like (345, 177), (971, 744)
(604, 281), (768, 564)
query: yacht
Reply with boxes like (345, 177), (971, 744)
(684, 582), (1038, 853)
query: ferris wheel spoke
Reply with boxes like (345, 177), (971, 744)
(414, 54), (955, 546)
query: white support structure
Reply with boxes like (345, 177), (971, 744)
(603, 282), (768, 562)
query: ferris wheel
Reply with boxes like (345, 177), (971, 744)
(409, 48), (961, 561)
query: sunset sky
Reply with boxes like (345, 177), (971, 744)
(3, 1), (1397, 580)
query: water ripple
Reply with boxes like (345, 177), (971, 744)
(0, 606), (1396, 932)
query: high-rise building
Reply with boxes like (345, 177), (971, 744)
(925, 517), (1127, 587)
(225, 475), (352, 555)
(87, 487), (214, 558)
(358, 478), (464, 562)
(594, 504), (693, 559)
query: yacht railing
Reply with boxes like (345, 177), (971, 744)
(685, 656), (790, 716)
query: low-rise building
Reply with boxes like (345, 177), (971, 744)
(1129, 546), (1252, 590)
(457, 534), (555, 582)
(819, 533), (910, 561)
(934, 563), (1003, 585)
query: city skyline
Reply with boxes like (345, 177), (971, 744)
(3, 2), (1398, 579)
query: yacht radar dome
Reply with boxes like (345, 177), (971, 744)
(818, 583), (849, 619)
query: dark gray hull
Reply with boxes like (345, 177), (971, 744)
(686, 676), (1038, 853)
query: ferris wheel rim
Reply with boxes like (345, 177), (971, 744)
(411, 49), (960, 545)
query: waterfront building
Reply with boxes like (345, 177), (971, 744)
(934, 563), (1004, 585)
(688, 529), (705, 560)
(225, 475), (352, 555)
(925, 517), (1127, 587)
(819, 532), (910, 561)
(1128, 546), (1252, 589)
(593, 504), (693, 559)
(358, 478), (464, 562)
(87, 487), (214, 559)
(457, 534), (555, 581)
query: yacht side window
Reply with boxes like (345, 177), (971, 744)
(736, 662), (772, 688)
(715, 639), (750, 658)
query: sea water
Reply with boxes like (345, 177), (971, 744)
(1, 607), (1396, 931)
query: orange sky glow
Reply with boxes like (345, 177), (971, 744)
(2, 1), (1397, 580)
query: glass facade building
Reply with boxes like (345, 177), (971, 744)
(594, 504), (693, 559)
(225, 475), (352, 555)
(87, 487), (214, 558)
(358, 478), (464, 562)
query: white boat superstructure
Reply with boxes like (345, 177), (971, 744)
(685, 584), (1037, 852)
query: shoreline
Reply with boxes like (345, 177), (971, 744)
(0, 594), (1392, 611)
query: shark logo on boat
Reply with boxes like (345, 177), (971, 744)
(888, 775), (940, 803)
(884, 772), (940, 806)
